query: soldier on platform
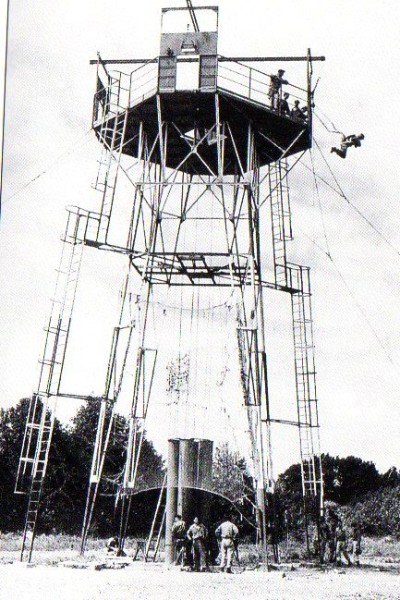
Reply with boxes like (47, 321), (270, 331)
(268, 69), (288, 109)
(290, 99), (307, 121)
(187, 517), (208, 572)
(215, 515), (239, 574)
(279, 92), (291, 116)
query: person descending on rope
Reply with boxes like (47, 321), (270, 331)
(331, 133), (365, 159)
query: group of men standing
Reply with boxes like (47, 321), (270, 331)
(171, 514), (239, 573)
(268, 69), (308, 121)
(317, 514), (362, 567)
(268, 69), (365, 158)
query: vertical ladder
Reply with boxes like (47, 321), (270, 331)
(15, 209), (87, 561)
(93, 73), (130, 244)
(17, 395), (55, 562)
(80, 327), (121, 554)
(144, 474), (167, 562)
(290, 266), (322, 495)
(269, 161), (323, 514)
(269, 159), (293, 287)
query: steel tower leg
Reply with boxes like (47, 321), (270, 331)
(16, 209), (90, 562)
(269, 159), (323, 535)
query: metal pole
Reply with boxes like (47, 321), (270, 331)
(165, 439), (179, 565)
(89, 56), (326, 65)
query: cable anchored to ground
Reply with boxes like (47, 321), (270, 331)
(300, 137), (400, 261)
(4, 129), (93, 205)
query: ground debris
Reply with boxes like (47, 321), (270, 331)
(61, 561), (89, 569)
(94, 561), (130, 571)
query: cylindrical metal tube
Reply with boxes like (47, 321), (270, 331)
(180, 439), (196, 526)
(165, 439), (179, 565)
(197, 439), (213, 490)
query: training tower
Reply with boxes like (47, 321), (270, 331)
(16, 3), (324, 562)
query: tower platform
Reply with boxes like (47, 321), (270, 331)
(94, 88), (309, 175)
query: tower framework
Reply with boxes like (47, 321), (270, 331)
(16, 5), (324, 562)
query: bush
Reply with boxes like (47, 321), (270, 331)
(343, 487), (400, 537)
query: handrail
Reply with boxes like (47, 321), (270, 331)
(93, 54), (311, 126)
(220, 55), (308, 93)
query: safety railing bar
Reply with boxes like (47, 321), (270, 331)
(130, 88), (158, 106)
(131, 75), (158, 93)
(218, 74), (250, 91)
(130, 65), (158, 85)
(219, 67), (307, 103)
(219, 56), (308, 93)
(129, 56), (159, 76)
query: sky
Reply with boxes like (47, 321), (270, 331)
(2, 0), (400, 478)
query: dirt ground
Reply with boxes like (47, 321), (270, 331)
(1, 558), (399, 600)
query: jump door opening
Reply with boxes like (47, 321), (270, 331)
(176, 57), (200, 91)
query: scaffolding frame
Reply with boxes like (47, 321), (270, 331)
(17, 51), (323, 560)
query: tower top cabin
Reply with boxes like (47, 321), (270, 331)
(93, 5), (321, 175)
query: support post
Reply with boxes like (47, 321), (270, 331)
(165, 439), (179, 566)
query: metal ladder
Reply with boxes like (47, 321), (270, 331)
(269, 160), (323, 510)
(269, 159), (293, 287)
(144, 473), (167, 562)
(15, 209), (87, 561)
(289, 265), (322, 501)
(80, 327), (122, 554)
(93, 74), (130, 244)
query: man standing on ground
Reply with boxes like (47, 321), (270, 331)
(171, 514), (187, 565)
(215, 515), (239, 574)
(336, 522), (351, 567)
(187, 517), (208, 572)
(351, 521), (362, 567)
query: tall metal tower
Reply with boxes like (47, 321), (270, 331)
(15, 4), (324, 562)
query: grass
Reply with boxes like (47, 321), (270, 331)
(1, 533), (400, 567)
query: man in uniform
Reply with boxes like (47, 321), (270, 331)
(331, 134), (365, 158)
(351, 521), (362, 567)
(171, 514), (187, 565)
(187, 517), (208, 572)
(268, 69), (288, 109)
(335, 522), (351, 566)
(215, 515), (239, 574)
(318, 519), (330, 564)
(279, 92), (291, 116)
(106, 536), (125, 557)
(290, 99), (307, 121)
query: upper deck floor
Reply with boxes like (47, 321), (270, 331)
(91, 6), (322, 174)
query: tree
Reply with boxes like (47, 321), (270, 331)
(0, 397), (73, 533)
(0, 397), (165, 535)
(274, 454), (384, 538)
(322, 454), (381, 504)
(68, 399), (165, 535)
(0, 398), (31, 530)
(212, 442), (253, 502)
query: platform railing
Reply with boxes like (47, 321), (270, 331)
(217, 58), (309, 119)
(93, 55), (310, 126)
(128, 61), (159, 108)
(93, 60), (158, 125)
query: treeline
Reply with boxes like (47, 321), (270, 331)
(275, 455), (400, 537)
(1, 398), (399, 538)
(0, 398), (164, 535)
